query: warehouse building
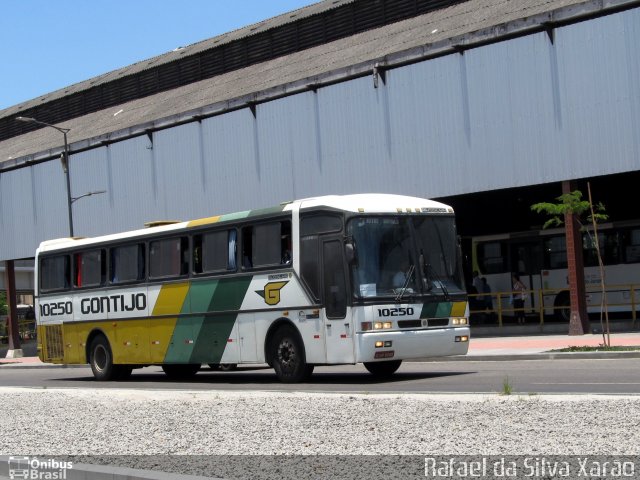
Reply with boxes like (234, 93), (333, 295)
(1, 0), (639, 341)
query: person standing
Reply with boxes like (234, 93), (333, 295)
(472, 271), (483, 294)
(511, 273), (527, 324)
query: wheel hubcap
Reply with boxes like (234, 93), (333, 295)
(277, 339), (296, 372)
(94, 345), (107, 372)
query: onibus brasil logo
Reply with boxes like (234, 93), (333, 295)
(8, 457), (73, 480)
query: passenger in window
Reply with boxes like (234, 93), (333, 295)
(281, 234), (292, 265)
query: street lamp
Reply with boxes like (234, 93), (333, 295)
(16, 116), (74, 237)
(71, 190), (106, 204)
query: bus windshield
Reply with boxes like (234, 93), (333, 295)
(348, 215), (464, 299)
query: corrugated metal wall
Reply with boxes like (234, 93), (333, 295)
(1, 8), (639, 260)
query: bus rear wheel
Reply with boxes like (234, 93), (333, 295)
(89, 335), (129, 381)
(364, 360), (402, 378)
(162, 364), (201, 379)
(271, 326), (313, 383)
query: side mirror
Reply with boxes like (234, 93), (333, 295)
(345, 242), (356, 265)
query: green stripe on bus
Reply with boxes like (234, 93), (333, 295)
(163, 316), (205, 364)
(190, 275), (253, 363)
(420, 302), (452, 318)
(190, 276), (252, 364)
(189, 313), (237, 364)
(163, 280), (219, 363)
(162, 276), (253, 364)
(435, 302), (452, 318)
(247, 206), (286, 218)
(207, 276), (253, 312)
(219, 211), (251, 222)
(188, 279), (220, 313)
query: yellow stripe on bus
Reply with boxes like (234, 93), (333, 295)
(153, 283), (190, 316)
(187, 215), (221, 227)
(451, 301), (467, 317)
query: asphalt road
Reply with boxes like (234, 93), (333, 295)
(1, 358), (639, 394)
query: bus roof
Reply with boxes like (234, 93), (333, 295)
(37, 193), (453, 253)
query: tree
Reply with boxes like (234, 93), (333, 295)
(530, 190), (607, 229)
(531, 184), (610, 344)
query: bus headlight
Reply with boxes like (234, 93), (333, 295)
(373, 322), (393, 330)
(452, 318), (468, 326)
(455, 335), (469, 342)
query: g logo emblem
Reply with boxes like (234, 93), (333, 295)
(256, 281), (289, 306)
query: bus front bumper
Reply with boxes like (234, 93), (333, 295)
(355, 327), (470, 363)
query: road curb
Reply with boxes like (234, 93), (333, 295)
(3, 350), (640, 368)
(0, 363), (87, 369)
(411, 351), (640, 362)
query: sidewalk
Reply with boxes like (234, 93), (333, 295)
(462, 331), (640, 361)
(2, 332), (640, 366)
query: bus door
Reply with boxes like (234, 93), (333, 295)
(510, 241), (543, 308)
(322, 238), (355, 363)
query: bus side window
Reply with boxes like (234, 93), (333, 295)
(242, 226), (253, 268)
(544, 236), (567, 269)
(40, 255), (71, 291)
(149, 237), (188, 279)
(74, 249), (105, 288)
(194, 230), (236, 274)
(110, 243), (145, 284)
(477, 242), (507, 274)
(623, 229), (640, 263)
(242, 220), (291, 269)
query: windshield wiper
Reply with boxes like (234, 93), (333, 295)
(395, 264), (415, 302)
(420, 251), (450, 301)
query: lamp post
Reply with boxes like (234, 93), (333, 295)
(16, 116), (74, 237)
(72, 190), (106, 204)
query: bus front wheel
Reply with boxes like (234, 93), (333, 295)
(271, 326), (313, 383)
(364, 360), (402, 378)
(89, 335), (129, 381)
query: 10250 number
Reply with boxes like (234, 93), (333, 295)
(377, 307), (414, 317)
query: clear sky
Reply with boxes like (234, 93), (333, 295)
(0, 0), (317, 110)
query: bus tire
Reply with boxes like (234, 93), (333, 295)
(162, 364), (201, 379)
(364, 360), (402, 378)
(271, 325), (313, 383)
(89, 334), (118, 381)
(554, 292), (571, 322)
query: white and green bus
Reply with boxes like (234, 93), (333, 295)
(35, 194), (469, 382)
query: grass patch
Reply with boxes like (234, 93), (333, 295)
(501, 376), (513, 395)
(550, 345), (640, 352)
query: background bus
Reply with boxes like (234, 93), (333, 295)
(471, 221), (640, 322)
(35, 194), (470, 382)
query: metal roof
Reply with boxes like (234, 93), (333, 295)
(1, 0), (637, 168)
(0, 0), (346, 119)
(1, 0), (467, 138)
